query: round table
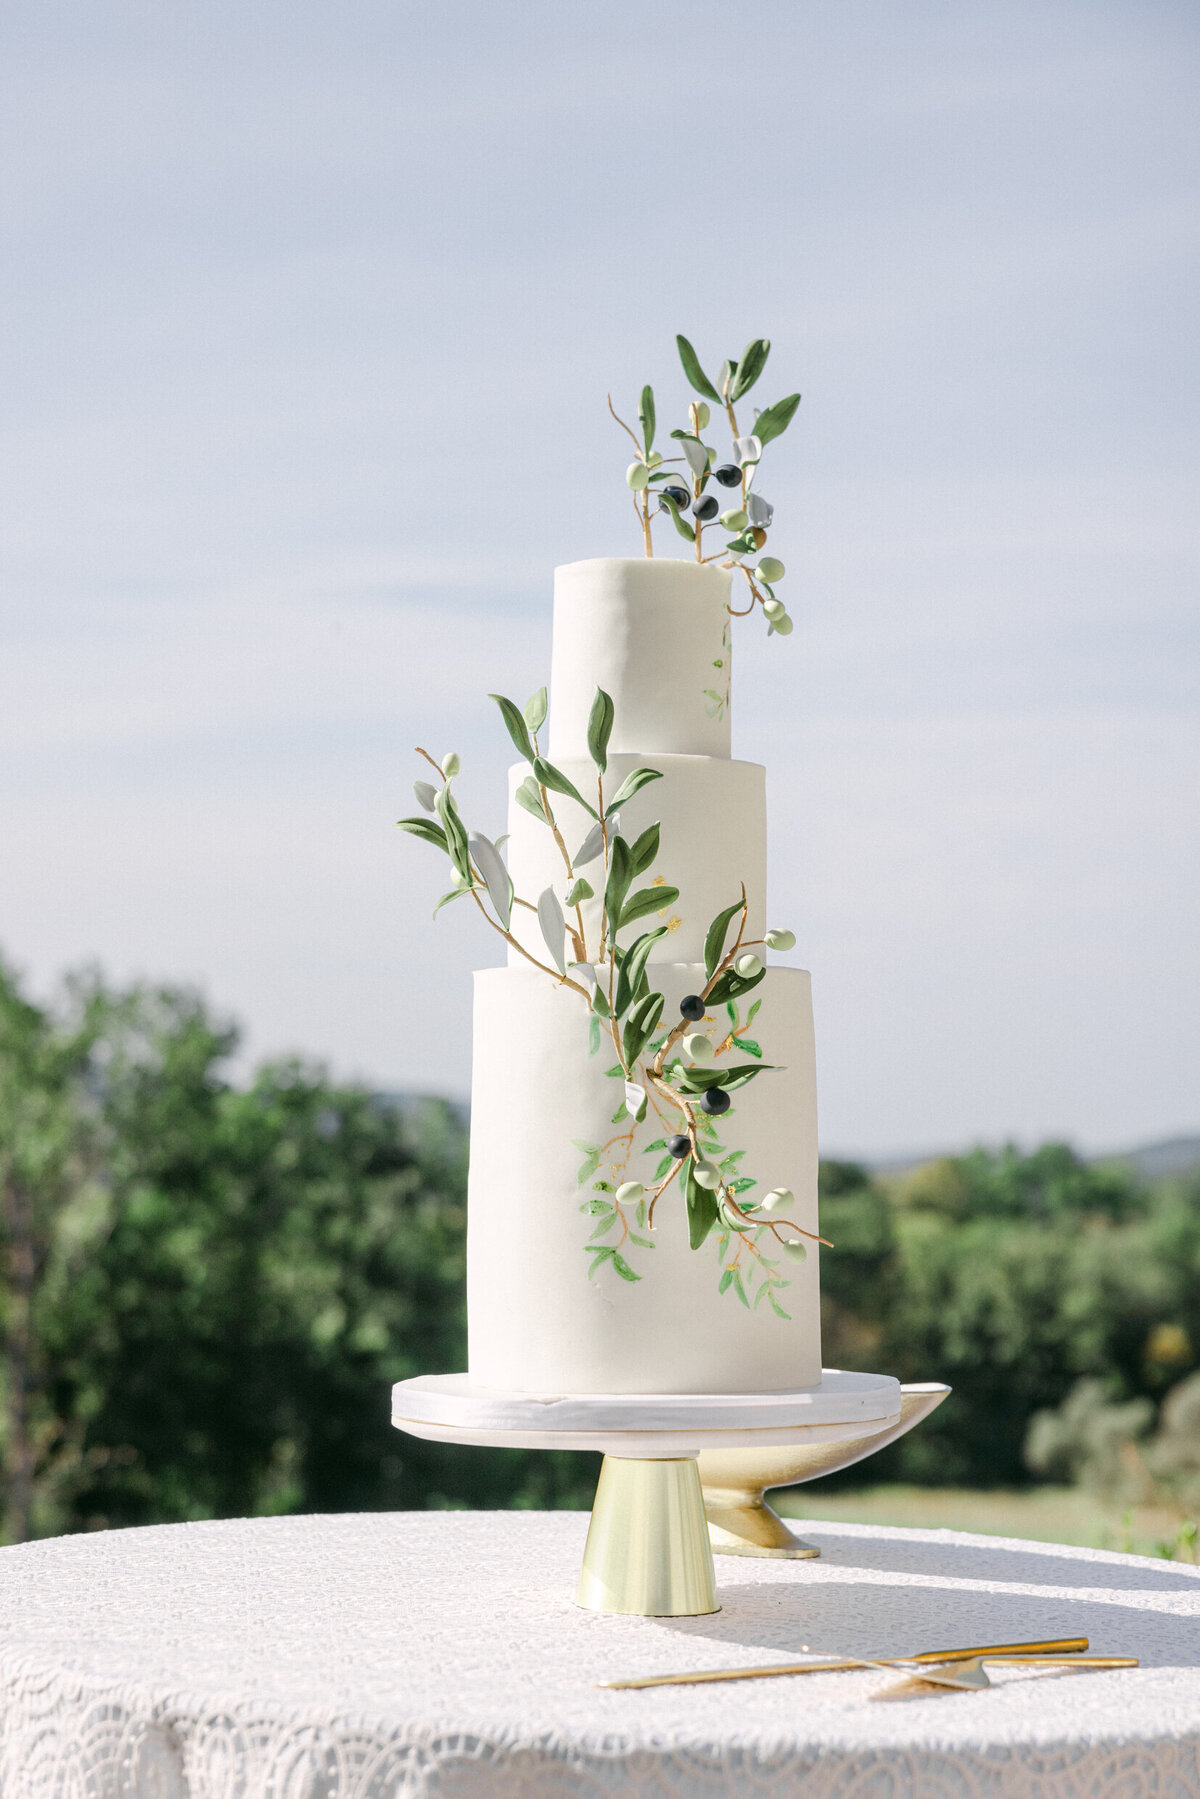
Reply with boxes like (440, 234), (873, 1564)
(0, 1511), (1197, 1797)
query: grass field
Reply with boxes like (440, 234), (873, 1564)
(774, 1485), (1200, 1562)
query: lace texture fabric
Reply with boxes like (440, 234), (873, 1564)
(0, 1510), (1197, 1797)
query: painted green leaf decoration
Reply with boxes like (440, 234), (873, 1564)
(638, 384), (655, 454)
(732, 1037), (762, 1058)
(533, 757), (599, 820)
(588, 1015), (602, 1056)
(620, 884), (678, 930)
(753, 392), (801, 447)
(513, 777), (549, 824)
(719, 1268), (733, 1295)
(565, 877), (594, 907)
(730, 338), (770, 400)
(488, 692), (535, 762)
(591, 986), (611, 1019)
(732, 1269), (750, 1309)
(606, 766), (664, 814)
(676, 333), (721, 402)
(660, 493), (696, 542)
(629, 822), (660, 877)
(768, 1291), (792, 1320)
(704, 899), (746, 979)
(396, 817), (450, 852)
(686, 1160), (719, 1250)
(583, 1198), (614, 1215)
(587, 1245), (616, 1279)
(587, 687), (615, 774)
(628, 1233), (656, 1251)
(611, 1252), (641, 1283)
(523, 686), (548, 733)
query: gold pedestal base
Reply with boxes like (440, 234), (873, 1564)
(698, 1385), (952, 1558)
(575, 1456), (719, 1616)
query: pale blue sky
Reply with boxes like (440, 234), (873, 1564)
(2, 0), (1197, 1154)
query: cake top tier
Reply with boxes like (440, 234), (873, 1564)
(548, 558), (732, 760)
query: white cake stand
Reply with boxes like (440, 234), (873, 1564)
(391, 1370), (946, 1617)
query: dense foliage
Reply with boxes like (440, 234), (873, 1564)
(0, 957), (593, 1542)
(2, 953), (1197, 1539)
(820, 1148), (1200, 1488)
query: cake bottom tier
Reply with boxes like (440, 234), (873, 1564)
(467, 963), (821, 1395)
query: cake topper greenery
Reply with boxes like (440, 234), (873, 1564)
(397, 687), (829, 1312)
(609, 333), (800, 637)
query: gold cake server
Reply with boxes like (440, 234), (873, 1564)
(598, 1635), (1089, 1690)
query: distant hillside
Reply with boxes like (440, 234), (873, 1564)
(858, 1135), (1200, 1184)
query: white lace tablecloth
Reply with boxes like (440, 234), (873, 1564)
(0, 1510), (1198, 1798)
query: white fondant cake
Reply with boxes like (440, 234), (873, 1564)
(465, 557), (823, 1396)
(503, 753), (766, 969)
(468, 963), (820, 1393)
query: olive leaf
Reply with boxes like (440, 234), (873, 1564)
(629, 822), (660, 876)
(638, 384), (655, 454)
(623, 991), (664, 1066)
(396, 816), (450, 852)
(587, 687), (615, 773)
(680, 437), (709, 480)
(603, 835), (633, 939)
(432, 884), (472, 918)
(676, 334), (721, 402)
(706, 963), (766, 1006)
(620, 884), (679, 930)
(573, 817), (607, 866)
(659, 493), (696, 542)
(537, 886), (567, 974)
(677, 1062), (777, 1094)
(747, 491), (773, 527)
(704, 899), (747, 979)
(412, 780), (438, 813)
(565, 877), (594, 907)
(468, 831), (513, 930)
(434, 786), (472, 882)
(734, 434), (762, 466)
(624, 1080), (648, 1121)
(614, 924), (667, 1019)
(514, 776), (550, 824)
(686, 1159), (720, 1250)
(523, 686), (548, 733)
(606, 766), (663, 814)
(730, 338), (769, 399)
(753, 392), (801, 446)
(533, 756), (599, 820)
(488, 692), (535, 763)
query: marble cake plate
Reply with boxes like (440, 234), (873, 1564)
(391, 1371), (950, 1617)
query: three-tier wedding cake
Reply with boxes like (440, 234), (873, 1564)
(466, 557), (821, 1396)
(399, 336), (826, 1409)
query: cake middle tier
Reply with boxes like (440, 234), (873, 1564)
(504, 753), (766, 967)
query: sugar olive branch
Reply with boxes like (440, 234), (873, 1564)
(612, 334), (801, 640)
